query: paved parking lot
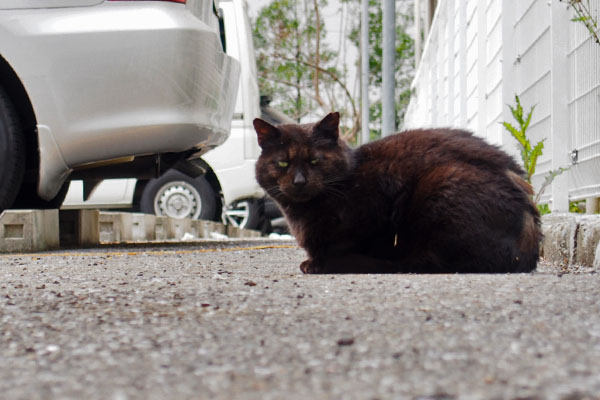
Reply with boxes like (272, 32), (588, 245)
(1, 241), (599, 400)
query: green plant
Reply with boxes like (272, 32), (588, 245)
(537, 203), (551, 216)
(534, 166), (569, 205)
(570, 200), (586, 213)
(502, 95), (568, 206)
(538, 200), (585, 216)
(560, 0), (600, 45)
(502, 95), (543, 184)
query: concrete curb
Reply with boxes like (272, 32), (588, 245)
(4, 210), (599, 270)
(541, 213), (600, 270)
(1, 209), (262, 253)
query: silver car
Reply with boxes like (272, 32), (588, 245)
(0, 0), (239, 212)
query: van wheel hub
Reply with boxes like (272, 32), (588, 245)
(154, 181), (202, 219)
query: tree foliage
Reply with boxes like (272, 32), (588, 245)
(347, 0), (415, 138)
(253, 0), (359, 141)
(252, 0), (415, 143)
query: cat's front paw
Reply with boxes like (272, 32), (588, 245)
(300, 259), (321, 274)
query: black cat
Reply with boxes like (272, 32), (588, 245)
(253, 112), (541, 273)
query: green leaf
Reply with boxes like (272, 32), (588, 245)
(502, 121), (520, 139)
(502, 122), (529, 151)
(522, 104), (536, 133)
(503, 94), (542, 185)
(528, 140), (545, 179)
(512, 96), (525, 126)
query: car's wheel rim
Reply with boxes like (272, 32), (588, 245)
(225, 201), (250, 228)
(154, 181), (202, 219)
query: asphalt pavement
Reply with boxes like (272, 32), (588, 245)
(1, 240), (599, 400)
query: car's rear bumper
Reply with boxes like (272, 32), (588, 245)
(0, 1), (240, 199)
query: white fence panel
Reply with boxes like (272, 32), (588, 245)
(512, 0), (552, 202)
(405, 0), (600, 209)
(484, 0), (503, 146)
(465, 0), (480, 132)
(568, 1), (600, 201)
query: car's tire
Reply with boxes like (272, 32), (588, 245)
(225, 199), (262, 230)
(0, 88), (26, 212)
(140, 170), (218, 220)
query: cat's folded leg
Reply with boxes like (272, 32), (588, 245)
(300, 254), (398, 274)
(300, 259), (321, 274)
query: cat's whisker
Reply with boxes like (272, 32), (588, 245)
(323, 174), (348, 184)
(263, 186), (283, 198)
(321, 185), (348, 200)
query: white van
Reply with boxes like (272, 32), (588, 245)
(63, 0), (286, 231)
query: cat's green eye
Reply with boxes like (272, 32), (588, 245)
(310, 159), (319, 165)
(277, 161), (289, 168)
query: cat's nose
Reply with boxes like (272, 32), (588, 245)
(293, 170), (306, 187)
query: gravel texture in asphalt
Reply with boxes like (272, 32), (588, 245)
(1, 240), (599, 400)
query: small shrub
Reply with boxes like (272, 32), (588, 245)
(538, 203), (551, 216)
(502, 95), (568, 206)
(502, 95), (543, 184)
(559, 0), (600, 45)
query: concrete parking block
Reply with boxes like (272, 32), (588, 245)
(99, 212), (165, 243)
(65, 211), (256, 244)
(201, 220), (227, 238)
(167, 217), (191, 240)
(131, 213), (156, 242)
(98, 212), (133, 243)
(227, 225), (262, 238)
(189, 220), (207, 239)
(0, 209), (59, 253)
(61, 211), (165, 245)
(154, 216), (170, 241)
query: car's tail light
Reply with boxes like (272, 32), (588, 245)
(108, 0), (186, 3)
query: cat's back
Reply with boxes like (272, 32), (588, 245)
(355, 128), (522, 176)
(352, 128), (540, 273)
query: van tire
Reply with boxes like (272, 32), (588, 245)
(225, 199), (263, 230)
(140, 170), (218, 220)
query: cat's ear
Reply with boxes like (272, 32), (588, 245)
(253, 118), (280, 149)
(313, 112), (340, 143)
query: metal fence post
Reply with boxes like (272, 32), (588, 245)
(501, 0), (515, 149)
(361, 0), (370, 145)
(550, 0), (570, 212)
(476, 0), (487, 138)
(382, 0), (395, 136)
(415, 0), (422, 68)
(458, 0), (467, 127)
(446, 0), (455, 125)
